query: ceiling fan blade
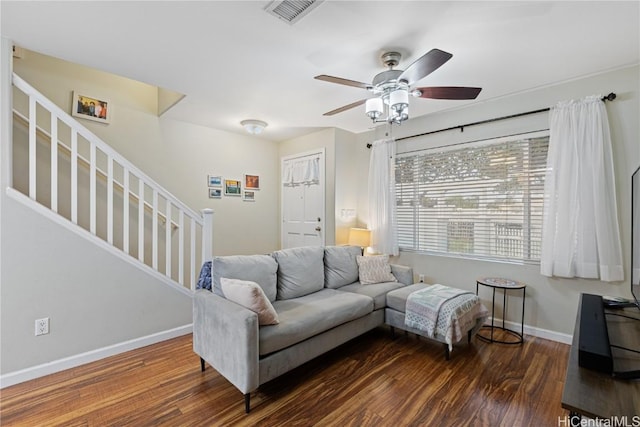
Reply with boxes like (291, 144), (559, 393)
(322, 99), (367, 116)
(315, 75), (372, 90)
(416, 86), (482, 100)
(398, 49), (453, 85)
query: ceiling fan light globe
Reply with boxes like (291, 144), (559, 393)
(390, 88), (409, 112)
(365, 98), (383, 119)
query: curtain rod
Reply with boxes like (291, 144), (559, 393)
(366, 92), (617, 148)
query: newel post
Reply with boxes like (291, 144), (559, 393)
(1, 38), (14, 190)
(201, 208), (214, 264)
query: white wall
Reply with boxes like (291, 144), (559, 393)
(361, 65), (639, 337)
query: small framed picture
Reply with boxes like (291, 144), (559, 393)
(208, 175), (222, 187)
(72, 91), (111, 124)
(209, 188), (222, 199)
(243, 191), (255, 202)
(224, 179), (241, 196)
(244, 174), (260, 190)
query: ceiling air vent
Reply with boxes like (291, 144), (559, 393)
(265, 0), (324, 25)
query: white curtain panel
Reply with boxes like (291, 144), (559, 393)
(282, 156), (319, 186)
(540, 95), (623, 282)
(368, 138), (399, 256)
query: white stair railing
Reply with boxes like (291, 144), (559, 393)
(11, 73), (212, 292)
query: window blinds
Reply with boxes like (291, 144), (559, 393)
(395, 132), (549, 262)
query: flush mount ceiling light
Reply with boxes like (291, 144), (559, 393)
(315, 49), (482, 125)
(241, 119), (268, 135)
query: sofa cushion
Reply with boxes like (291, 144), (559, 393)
(390, 264), (414, 286)
(338, 281), (405, 310)
(386, 283), (429, 313)
(324, 245), (362, 288)
(272, 246), (325, 300)
(212, 255), (278, 302)
(356, 255), (397, 285)
(259, 289), (373, 355)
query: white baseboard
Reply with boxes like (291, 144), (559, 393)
(488, 317), (572, 345)
(0, 324), (192, 389)
(0, 319), (572, 389)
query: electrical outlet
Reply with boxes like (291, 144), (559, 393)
(35, 318), (49, 336)
(419, 274), (425, 283)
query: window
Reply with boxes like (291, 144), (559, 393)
(396, 132), (549, 262)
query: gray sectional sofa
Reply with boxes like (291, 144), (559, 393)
(193, 245), (413, 413)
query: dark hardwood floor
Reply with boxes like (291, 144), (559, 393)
(0, 328), (570, 426)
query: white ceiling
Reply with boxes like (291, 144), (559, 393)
(2, 1), (639, 142)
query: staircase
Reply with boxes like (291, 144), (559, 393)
(9, 73), (212, 294)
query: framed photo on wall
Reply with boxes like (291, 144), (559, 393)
(243, 191), (255, 202)
(244, 174), (260, 190)
(208, 175), (222, 187)
(72, 91), (111, 124)
(224, 179), (241, 196)
(209, 188), (222, 199)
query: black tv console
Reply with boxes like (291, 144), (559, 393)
(562, 294), (640, 419)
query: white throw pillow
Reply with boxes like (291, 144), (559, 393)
(356, 255), (397, 285)
(220, 277), (279, 325)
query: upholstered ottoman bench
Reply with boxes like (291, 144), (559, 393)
(385, 283), (489, 360)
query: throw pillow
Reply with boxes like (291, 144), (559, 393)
(220, 277), (279, 325)
(356, 255), (397, 285)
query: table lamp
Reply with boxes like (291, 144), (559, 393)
(349, 227), (371, 255)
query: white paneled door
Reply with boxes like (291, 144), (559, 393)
(281, 150), (325, 249)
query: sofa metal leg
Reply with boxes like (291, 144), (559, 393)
(468, 330), (472, 344)
(200, 357), (206, 372)
(390, 326), (396, 339)
(444, 344), (450, 361)
(244, 393), (251, 413)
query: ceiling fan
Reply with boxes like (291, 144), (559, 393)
(315, 49), (482, 124)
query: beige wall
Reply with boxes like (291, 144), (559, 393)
(0, 194), (194, 374)
(334, 128), (359, 244)
(360, 65), (640, 337)
(13, 50), (281, 255)
(1, 47), (282, 376)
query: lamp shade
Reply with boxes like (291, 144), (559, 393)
(348, 227), (371, 248)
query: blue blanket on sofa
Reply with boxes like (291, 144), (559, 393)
(196, 261), (212, 291)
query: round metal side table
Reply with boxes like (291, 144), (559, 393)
(476, 277), (526, 345)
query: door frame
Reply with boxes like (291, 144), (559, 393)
(280, 148), (326, 249)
